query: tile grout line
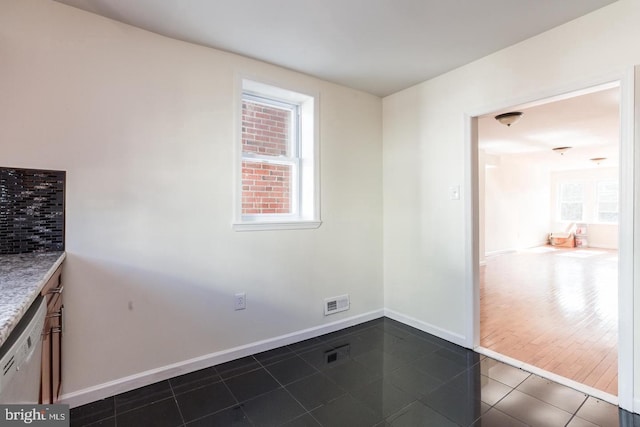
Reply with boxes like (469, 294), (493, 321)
(565, 397), (590, 427)
(167, 379), (186, 427)
(254, 352), (323, 425)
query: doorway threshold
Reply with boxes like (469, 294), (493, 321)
(475, 346), (618, 406)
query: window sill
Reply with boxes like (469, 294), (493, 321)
(232, 220), (322, 232)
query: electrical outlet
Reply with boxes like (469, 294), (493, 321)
(234, 292), (246, 310)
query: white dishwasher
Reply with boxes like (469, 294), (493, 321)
(0, 295), (47, 404)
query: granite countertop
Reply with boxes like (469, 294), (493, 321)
(0, 251), (66, 348)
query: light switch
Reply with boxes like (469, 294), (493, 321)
(449, 185), (460, 200)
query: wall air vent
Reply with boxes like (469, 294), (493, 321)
(324, 294), (349, 316)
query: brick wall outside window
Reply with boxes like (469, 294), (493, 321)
(242, 100), (292, 214)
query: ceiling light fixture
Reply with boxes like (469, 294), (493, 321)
(552, 146), (572, 155)
(495, 111), (523, 127)
(590, 157), (607, 165)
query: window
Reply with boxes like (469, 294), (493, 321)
(558, 183), (584, 221)
(234, 79), (320, 231)
(555, 179), (619, 224)
(596, 180), (618, 223)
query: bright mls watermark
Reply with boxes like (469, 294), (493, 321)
(0, 405), (68, 426)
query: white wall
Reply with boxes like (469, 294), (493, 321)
(483, 154), (551, 254)
(0, 0), (383, 402)
(383, 0), (639, 409)
(550, 168), (619, 249)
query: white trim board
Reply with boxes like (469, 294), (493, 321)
(60, 309), (384, 409)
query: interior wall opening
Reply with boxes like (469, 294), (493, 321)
(476, 84), (621, 401)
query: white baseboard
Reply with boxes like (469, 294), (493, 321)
(60, 309), (384, 408)
(384, 308), (467, 348)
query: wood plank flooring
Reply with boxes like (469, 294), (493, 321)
(480, 246), (618, 395)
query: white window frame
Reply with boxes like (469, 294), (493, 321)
(557, 182), (584, 222)
(555, 179), (620, 225)
(233, 78), (321, 231)
(595, 180), (619, 224)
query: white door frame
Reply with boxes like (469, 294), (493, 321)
(463, 69), (635, 411)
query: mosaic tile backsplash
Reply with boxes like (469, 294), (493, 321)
(0, 167), (65, 254)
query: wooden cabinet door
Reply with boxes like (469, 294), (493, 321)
(51, 303), (63, 401)
(40, 264), (63, 404)
(41, 323), (52, 404)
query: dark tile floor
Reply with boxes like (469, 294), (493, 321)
(70, 317), (639, 427)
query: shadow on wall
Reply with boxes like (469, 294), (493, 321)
(59, 251), (331, 393)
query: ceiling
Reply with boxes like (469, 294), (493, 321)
(479, 86), (620, 171)
(53, 0), (617, 97)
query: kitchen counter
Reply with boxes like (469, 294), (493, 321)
(0, 251), (65, 348)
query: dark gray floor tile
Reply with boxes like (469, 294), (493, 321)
(433, 345), (480, 366)
(387, 365), (443, 399)
(419, 333), (469, 355)
(216, 356), (260, 379)
(311, 394), (381, 427)
(242, 387), (306, 427)
(445, 370), (513, 406)
(265, 355), (317, 385)
(224, 368), (280, 402)
(298, 343), (352, 372)
(412, 351), (475, 383)
(287, 337), (324, 353)
(350, 378), (415, 418)
(324, 359), (379, 391)
(175, 380), (237, 422)
(386, 341), (432, 364)
(70, 397), (114, 427)
(354, 348), (408, 375)
(396, 335), (441, 356)
(280, 413), (322, 427)
(170, 366), (220, 394)
(286, 372), (346, 411)
(355, 326), (399, 344)
(471, 408), (529, 427)
(377, 322), (412, 340)
(480, 358), (530, 388)
(114, 380), (173, 413)
(71, 417), (116, 427)
(70, 319), (622, 427)
(387, 401), (457, 427)
(421, 384), (490, 426)
(324, 336), (376, 359)
(334, 328), (402, 358)
(253, 346), (296, 365)
(318, 326), (363, 342)
(516, 374), (587, 413)
(495, 389), (573, 426)
(117, 398), (182, 427)
(185, 405), (251, 427)
(574, 397), (621, 427)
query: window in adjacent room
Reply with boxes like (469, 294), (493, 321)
(596, 180), (619, 223)
(234, 79), (320, 231)
(558, 182), (584, 222)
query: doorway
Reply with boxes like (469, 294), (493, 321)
(465, 76), (635, 409)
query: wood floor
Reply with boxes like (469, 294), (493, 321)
(480, 245), (618, 396)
